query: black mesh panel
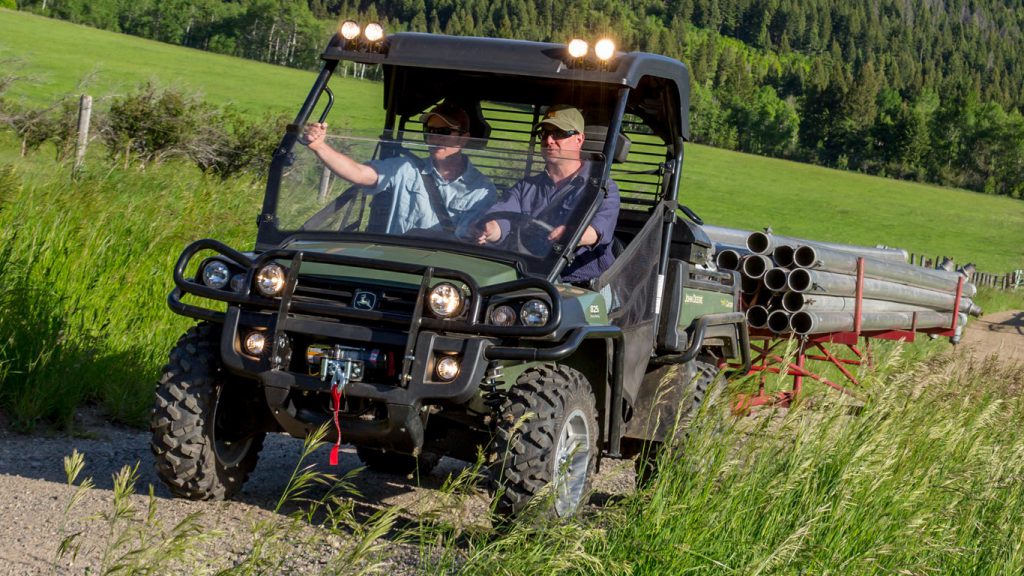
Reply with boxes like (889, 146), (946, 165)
(597, 208), (663, 327)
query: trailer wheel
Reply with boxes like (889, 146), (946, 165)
(635, 359), (723, 487)
(355, 446), (441, 476)
(151, 323), (266, 500)
(492, 364), (598, 518)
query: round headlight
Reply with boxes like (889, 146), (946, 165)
(435, 356), (461, 382)
(229, 273), (246, 293)
(594, 38), (616, 60)
(428, 283), (464, 318)
(567, 38), (588, 58)
(202, 260), (230, 289)
(255, 263), (287, 297)
(520, 299), (550, 326)
(340, 20), (360, 40)
(364, 22), (384, 42)
(489, 305), (517, 326)
(243, 332), (266, 356)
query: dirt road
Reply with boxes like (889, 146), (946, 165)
(960, 309), (1024, 366)
(0, 412), (634, 575)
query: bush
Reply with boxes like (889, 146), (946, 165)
(100, 82), (216, 168)
(191, 108), (287, 180)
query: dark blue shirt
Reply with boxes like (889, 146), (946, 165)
(488, 162), (620, 282)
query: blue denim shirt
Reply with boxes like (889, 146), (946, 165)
(367, 156), (496, 237)
(487, 162), (620, 282)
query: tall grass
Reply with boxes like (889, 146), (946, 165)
(424, 349), (1024, 574)
(0, 159), (260, 428)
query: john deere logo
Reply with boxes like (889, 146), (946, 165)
(353, 290), (377, 310)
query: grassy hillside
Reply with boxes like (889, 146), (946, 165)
(0, 9), (382, 129)
(3, 9), (1021, 271)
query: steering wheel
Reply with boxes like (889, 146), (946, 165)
(483, 211), (557, 256)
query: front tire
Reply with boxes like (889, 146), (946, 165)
(150, 323), (266, 500)
(492, 364), (598, 518)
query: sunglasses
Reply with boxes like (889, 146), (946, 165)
(537, 128), (579, 141)
(424, 125), (464, 136)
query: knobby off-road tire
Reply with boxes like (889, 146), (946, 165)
(151, 322), (266, 500)
(492, 364), (598, 519)
(635, 359), (724, 487)
(355, 446), (441, 476)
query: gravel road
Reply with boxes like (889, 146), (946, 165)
(0, 412), (636, 575)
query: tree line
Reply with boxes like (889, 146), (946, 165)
(13, 0), (1024, 198)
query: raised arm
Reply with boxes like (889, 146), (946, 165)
(303, 123), (378, 187)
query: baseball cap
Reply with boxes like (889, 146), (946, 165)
(535, 104), (585, 133)
(420, 101), (471, 132)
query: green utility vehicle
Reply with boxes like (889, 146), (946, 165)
(152, 27), (750, 517)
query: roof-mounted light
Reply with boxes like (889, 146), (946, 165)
(594, 38), (616, 61)
(364, 22), (384, 42)
(567, 39), (588, 59)
(340, 20), (360, 41)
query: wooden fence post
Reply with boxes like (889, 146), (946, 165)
(74, 94), (92, 173)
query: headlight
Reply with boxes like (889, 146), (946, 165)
(594, 38), (616, 60)
(229, 273), (246, 293)
(340, 20), (360, 40)
(243, 331), (266, 355)
(435, 355), (461, 382)
(202, 260), (230, 289)
(567, 38), (588, 58)
(520, 299), (550, 326)
(489, 305), (517, 326)
(428, 283), (464, 318)
(255, 263), (287, 297)
(364, 22), (384, 42)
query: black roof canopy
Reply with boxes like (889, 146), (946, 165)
(323, 32), (691, 141)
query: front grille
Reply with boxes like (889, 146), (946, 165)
(292, 275), (418, 316)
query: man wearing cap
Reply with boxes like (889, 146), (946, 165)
(303, 101), (495, 237)
(475, 105), (620, 284)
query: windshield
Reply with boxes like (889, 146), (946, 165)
(273, 132), (607, 278)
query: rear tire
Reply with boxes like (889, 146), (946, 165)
(492, 364), (598, 518)
(355, 446), (441, 476)
(150, 323), (266, 500)
(634, 359), (723, 487)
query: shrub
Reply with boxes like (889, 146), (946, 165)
(100, 82), (216, 168)
(191, 108), (287, 180)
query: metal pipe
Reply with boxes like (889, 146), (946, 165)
(746, 305), (769, 329)
(741, 254), (773, 280)
(716, 249), (744, 271)
(747, 231), (909, 261)
(791, 311), (968, 336)
(782, 292), (934, 314)
(763, 268), (789, 292)
(772, 244), (795, 268)
(787, 268), (981, 315)
(767, 310), (792, 333)
(793, 245), (977, 298)
(703, 225), (754, 248)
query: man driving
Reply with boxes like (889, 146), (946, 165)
(303, 101), (496, 237)
(475, 105), (620, 283)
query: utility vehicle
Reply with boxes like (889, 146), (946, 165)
(152, 26), (750, 517)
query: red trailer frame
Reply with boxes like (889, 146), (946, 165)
(731, 258), (965, 411)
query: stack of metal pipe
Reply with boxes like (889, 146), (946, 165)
(704, 226), (980, 338)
